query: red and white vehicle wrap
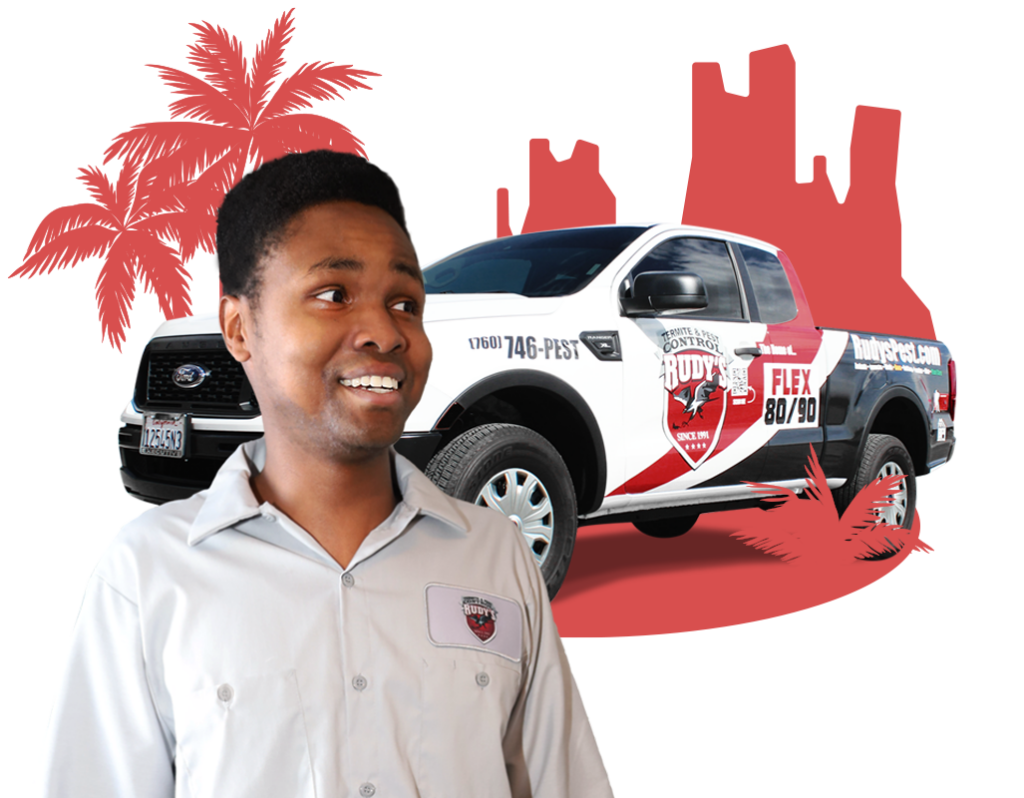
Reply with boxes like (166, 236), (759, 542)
(119, 223), (956, 597)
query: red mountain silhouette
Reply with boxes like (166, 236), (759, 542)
(497, 139), (615, 237)
(494, 50), (933, 343)
(12, 9), (377, 349)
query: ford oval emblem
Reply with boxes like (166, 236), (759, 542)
(172, 363), (209, 389)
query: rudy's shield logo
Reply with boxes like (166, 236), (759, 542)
(462, 596), (498, 643)
(662, 345), (729, 469)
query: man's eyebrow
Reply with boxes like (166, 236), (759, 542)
(392, 260), (424, 285)
(306, 256), (423, 285)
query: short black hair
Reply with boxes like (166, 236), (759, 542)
(216, 150), (409, 300)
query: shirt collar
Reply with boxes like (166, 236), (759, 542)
(187, 437), (470, 547)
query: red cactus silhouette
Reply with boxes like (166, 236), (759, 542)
(11, 8), (377, 349)
(733, 446), (932, 564)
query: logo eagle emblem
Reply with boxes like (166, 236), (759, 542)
(462, 596), (498, 643)
(670, 372), (722, 421)
(663, 345), (730, 470)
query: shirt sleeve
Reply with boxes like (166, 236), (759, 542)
(504, 562), (615, 798)
(42, 575), (175, 798)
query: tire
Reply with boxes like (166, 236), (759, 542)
(425, 423), (578, 599)
(832, 433), (916, 529)
(633, 514), (700, 538)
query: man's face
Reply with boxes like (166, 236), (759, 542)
(222, 200), (431, 461)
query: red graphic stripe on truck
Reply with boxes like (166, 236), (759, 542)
(610, 325), (828, 496)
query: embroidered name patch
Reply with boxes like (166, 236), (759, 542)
(424, 584), (523, 662)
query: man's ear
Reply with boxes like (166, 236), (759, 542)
(220, 294), (252, 363)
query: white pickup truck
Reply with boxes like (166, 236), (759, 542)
(120, 224), (957, 596)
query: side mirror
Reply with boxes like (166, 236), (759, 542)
(620, 271), (709, 316)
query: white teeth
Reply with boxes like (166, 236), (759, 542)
(339, 375), (400, 391)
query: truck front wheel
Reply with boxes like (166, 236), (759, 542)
(425, 423), (578, 599)
(833, 433), (917, 529)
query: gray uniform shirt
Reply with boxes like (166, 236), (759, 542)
(43, 439), (613, 798)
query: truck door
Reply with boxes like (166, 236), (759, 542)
(613, 236), (770, 498)
(735, 243), (840, 483)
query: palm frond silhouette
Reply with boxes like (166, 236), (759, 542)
(12, 9), (377, 348)
(732, 446), (932, 564)
(104, 8), (376, 214)
(13, 158), (195, 349)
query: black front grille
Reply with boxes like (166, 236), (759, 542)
(147, 350), (246, 404)
(135, 334), (260, 417)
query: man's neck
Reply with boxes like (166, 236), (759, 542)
(250, 433), (398, 569)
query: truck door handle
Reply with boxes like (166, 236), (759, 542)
(734, 347), (762, 357)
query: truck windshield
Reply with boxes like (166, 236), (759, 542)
(423, 226), (650, 297)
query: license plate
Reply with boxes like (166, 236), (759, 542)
(140, 414), (187, 458)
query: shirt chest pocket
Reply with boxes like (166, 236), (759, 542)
(174, 669), (315, 798)
(418, 651), (523, 798)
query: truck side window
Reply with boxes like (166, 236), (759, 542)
(737, 244), (797, 324)
(622, 237), (742, 319)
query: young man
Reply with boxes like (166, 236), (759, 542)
(42, 151), (614, 797)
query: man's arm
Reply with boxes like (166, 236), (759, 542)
(503, 549), (615, 798)
(42, 575), (175, 797)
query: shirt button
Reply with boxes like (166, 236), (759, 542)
(476, 672), (490, 688)
(342, 573), (355, 588)
(216, 683), (234, 702)
(352, 675), (368, 691)
(359, 783), (376, 797)
(263, 512), (278, 524)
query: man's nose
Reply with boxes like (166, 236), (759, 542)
(352, 305), (406, 352)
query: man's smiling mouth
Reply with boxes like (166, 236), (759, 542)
(339, 375), (401, 393)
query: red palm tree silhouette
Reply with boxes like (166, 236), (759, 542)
(12, 158), (204, 350)
(732, 446), (932, 564)
(11, 9), (377, 349)
(104, 8), (377, 223)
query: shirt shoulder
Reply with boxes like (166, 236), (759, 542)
(454, 496), (518, 535)
(91, 491), (208, 603)
(441, 495), (531, 560)
(439, 496), (548, 609)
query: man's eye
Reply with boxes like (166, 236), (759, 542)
(314, 289), (346, 304)
(392, 299), (418, 314)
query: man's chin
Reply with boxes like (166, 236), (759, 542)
(267, 404), (409, 463)
(320, 426), (405, 463)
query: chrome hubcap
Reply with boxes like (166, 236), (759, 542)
(875, 460), (908, 526)
(476, 468), (554, 567)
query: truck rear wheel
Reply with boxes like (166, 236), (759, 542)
(633, 515), (700, 538)
(425, 423), (578, 599)
(833, 433), (916, 530)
